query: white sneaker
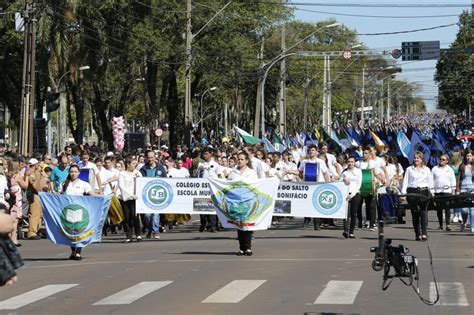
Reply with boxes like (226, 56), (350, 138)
(453, 216), (459, 223)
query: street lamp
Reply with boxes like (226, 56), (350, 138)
(261, 23), (341, 137)
(200, 86), (217, 131)
(54, 65), (90, 154)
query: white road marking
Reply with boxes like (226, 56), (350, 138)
(0, 284), (78, 310)
(314, 280), (363, 304)
(93, 281), (173, 305)
(202, 280), (266, 303)
(430, 282), (469, 306)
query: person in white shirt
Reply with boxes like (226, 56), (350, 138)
(342, 157), (362, 239)
(279, 151), (298, 182)
(294, 144), (329, 230)
(401, 151), (434, 241)
(228, 151), (258, 256)
(197, 147), (223, 232)
(431, 154), (456, 231)
(61, 165), (95, 261)
(77, 151), (103, 194)
(355, 146), (385, 230)
(319, 142), (342, 180)
(118, 157), (143, 243)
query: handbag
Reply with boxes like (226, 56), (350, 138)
(0, 235), (24, 286)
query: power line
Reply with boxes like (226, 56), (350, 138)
(356, 23), (457, 36)
(260, 1), (471, 8)
(294, 7), (460, 19)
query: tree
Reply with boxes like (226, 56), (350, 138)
(435, 11), (473, 112)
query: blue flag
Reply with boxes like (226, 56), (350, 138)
(39, 193), (111, 248)
(396, 131), (411, 159)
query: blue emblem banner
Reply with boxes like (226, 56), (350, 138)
(39, 193), (111, 248)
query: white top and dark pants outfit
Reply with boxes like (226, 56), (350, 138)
(342, 167), (362, 237)
(228, 168), (258, 256)
(431, 165), (456, 230)
(118, 171), (142, 241)
(198, 160), (223, 233)
(402, 166), (434, 240)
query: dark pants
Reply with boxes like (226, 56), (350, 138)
(344, 194), (362, 234)
(237, 230), (253, 251)
(120, 199), (140, 239)
(357, 194), (376, 228)
(70, 247), (82, 255)
(407, 188), (431, 237)
(435, 192), (451, 228)
(200, 215), (217, 230)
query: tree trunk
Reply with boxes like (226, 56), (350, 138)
(92, 83), (113, 149)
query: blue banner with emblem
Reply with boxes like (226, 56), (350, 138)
(39, 193), (111, 248)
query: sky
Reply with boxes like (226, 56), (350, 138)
(291, 0), (472, 112)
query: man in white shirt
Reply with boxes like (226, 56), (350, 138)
(77, 151), (103, 195)
(245, 147), (265, 179)
(197, 147), (223, 232)
(319, 142), (342, 180)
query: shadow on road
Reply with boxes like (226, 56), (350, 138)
(23, 257), (71, 261)
(176, 251), (238, 256)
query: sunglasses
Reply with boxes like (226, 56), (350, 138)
(440, 158), (448, 161)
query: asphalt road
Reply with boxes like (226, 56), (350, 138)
(1, 214), (473, 315)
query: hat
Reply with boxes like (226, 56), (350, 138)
(29, 158), (39, 166)
(106, 151), (114, 157)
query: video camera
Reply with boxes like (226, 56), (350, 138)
(370, 221), (418, 282)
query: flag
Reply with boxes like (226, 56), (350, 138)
(330, 128), (346, 151)
(261, 137), (276, 153)
(409, 130), (431, 164)
(296, 132), (305, 147)
(273, 133), (286, 152)
(39, 193), (111, 248)
(396, 131), (411, 158)
(313, 128), (322, 142)
(369, 130), (385, 152)
(235, 127), (261, 145)
(208, 178), (279, 231)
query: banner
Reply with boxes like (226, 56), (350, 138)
(39, 193), (111, 248)
(208, 178), (280, 231)
(274, 181), (348, 219)
(136, 178), (348, 219)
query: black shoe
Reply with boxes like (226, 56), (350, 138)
(28, 235), (41, 240)
(69, 254), (75, 260)
(199, 226), (205, 232)
(14, 242), (22, 247)
(74, 254), (82, 261)
(245, 249), (253, 256)
(416, 236), (422, 241)
(342, 231), (349, 239)
(349, 234), (355, 239)
(124, 239), (132, 243)
(237, 250), (244, 256)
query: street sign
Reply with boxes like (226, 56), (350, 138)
(155, 128), (163, 137)
(391, 49), (402, 59)
(401, 41), (440, 61)
(342, 49), (352, 61)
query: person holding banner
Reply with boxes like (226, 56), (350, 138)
(61, 165), (96, 260)
(118, 157), (142, 243)
(139, 150), (167, 239)
(227, 151), (258, 256)
(197, 147), (223, 233)
(342, 157), (362, 239)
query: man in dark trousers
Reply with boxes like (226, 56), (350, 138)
(140, 150), (167, 239)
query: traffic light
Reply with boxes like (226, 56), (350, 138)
(46, 91), (60, 112)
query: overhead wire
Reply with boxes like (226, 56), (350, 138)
(293, 7), (461, 19)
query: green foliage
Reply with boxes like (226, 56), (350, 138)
(435, 11), (473, 112)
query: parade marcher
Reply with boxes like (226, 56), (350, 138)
(319, 142), (342, 180)
(449, 151), (463, 223)
(355, 146), (385, 231)
(118, 157), (142, 242)
(456, 150), (474, 232)
(77, 151), (103, 195)
(227, 151), (258, 256)
(26, 158), (48, 240)
(61, 165), (96, 260)
(295, 144), (330, 230)
(401, 151), (434, 241)
(140, 150), (167, 238)
(197, 147), (223, 232)
(342, 156), (362, 239)
(431, 154), (456, 231)
(279, 151), (298, 182)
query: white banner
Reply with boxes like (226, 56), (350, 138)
(208, 178), (280, 231)
(136, 178), (348, 219)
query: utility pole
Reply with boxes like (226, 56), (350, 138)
(184, 0), (192, 146)
(279, 11), (287, 137)
(19, 0), (37, 156)
(361, 65), (366, 120)
(254, 38), (264, 137)
(386, 80), (391, 121)
(322, 56), (327, 129)
(326, 55), (332, 132)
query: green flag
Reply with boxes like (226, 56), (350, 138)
(235, 127), (261, 145)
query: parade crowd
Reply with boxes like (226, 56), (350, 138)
(0, 113), (473, 272)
